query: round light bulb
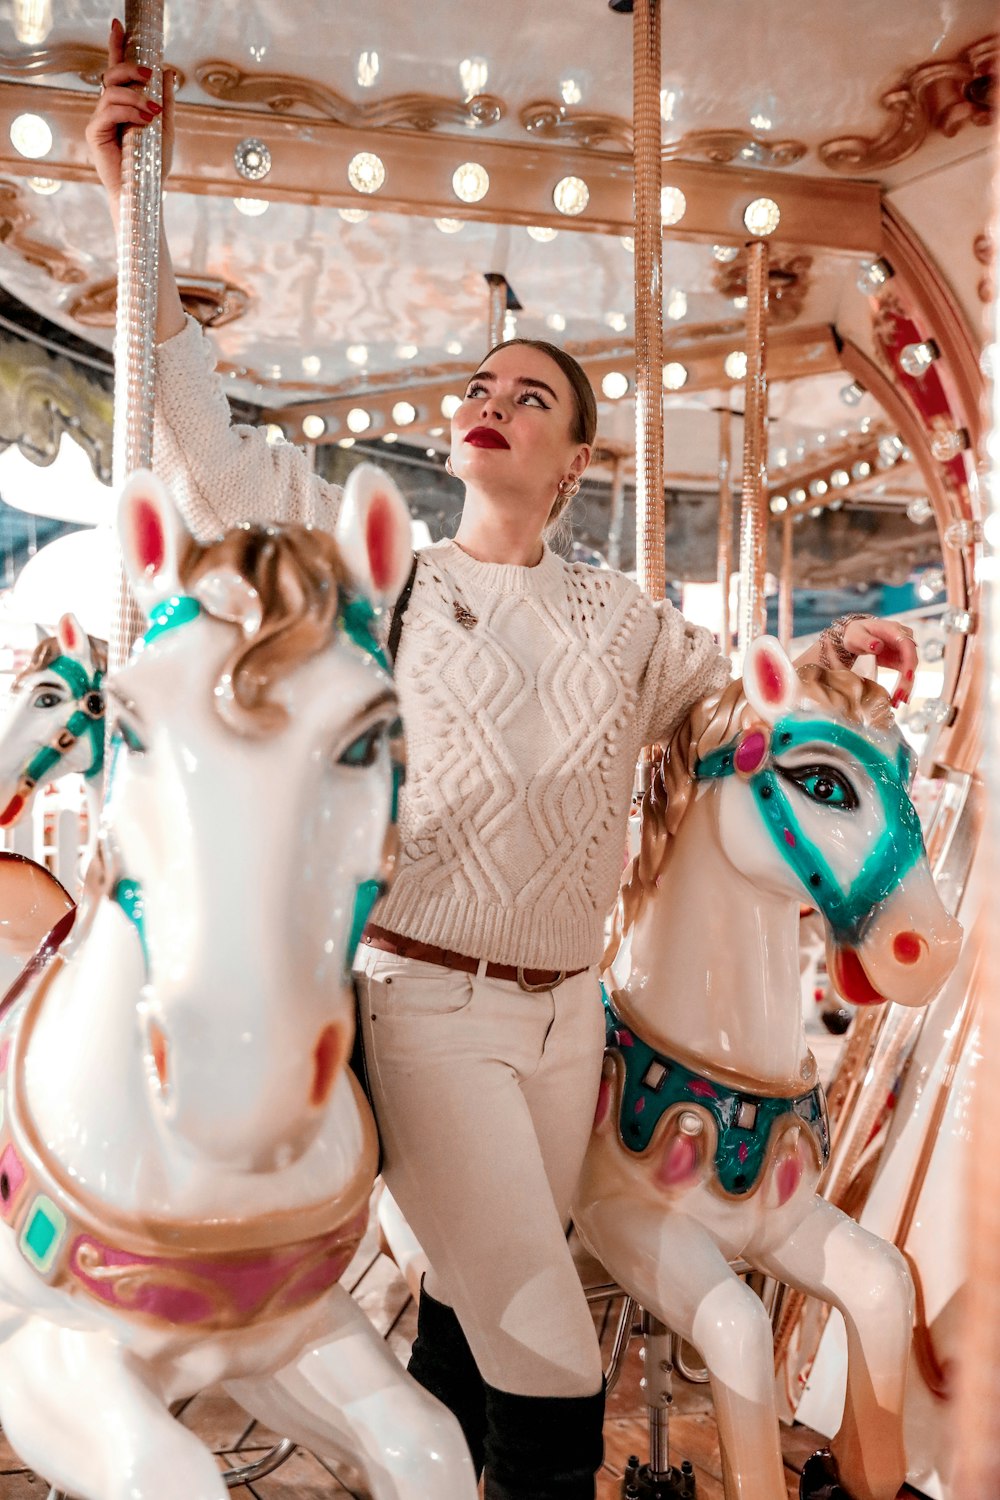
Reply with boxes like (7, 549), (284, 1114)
(346, 345), (368, 366)
(662, 362), (688, 391)
(660, 186), (687, 225)
(302, 415), (326, 440)
(301, 354), (321, 376)
(724, 350), (748, 381)
(27, 176), (60, 195)
(392, 401), (417, 426)
(339, 207), (369, 224)
(452, 163), (489, 204)
(10, 113), (53, 159)
(233, 197), (269, 217)
(666, 288), (687, 321)
(441, 394), (461, 419)
(348, 152), (386, 194)
(435, 217), (463, 234)
(601, 371), (629, 400)
(527, 225), (558, 243)
(743, 197), (780, 236)
(553, 176), (590, 216)
(346, 408), (371, 434)
(234, 137), (271, 181)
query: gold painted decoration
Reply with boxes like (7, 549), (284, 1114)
(0, 335), (112, 476)
(519, 101), (633, 151)
(819, 33), (998, 175)
(195, 60), (504, 132)
(975, 231), (995, 304)
(0, 42), (186, 90)
(0, 178), (87, 285)
(662, 129), (806, 169)
(713, 248), (812, 327)
(69, 273), (250, 329)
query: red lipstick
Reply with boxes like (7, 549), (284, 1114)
(465, 426), (510, 450)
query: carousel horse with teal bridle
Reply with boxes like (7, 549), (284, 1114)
(575, 635), (962, 1500)
(0, 467), (478, 1500)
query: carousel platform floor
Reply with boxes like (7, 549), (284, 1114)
(0, 1202), (924, 1499)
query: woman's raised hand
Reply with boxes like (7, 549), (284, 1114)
(85, 17), (175, 203)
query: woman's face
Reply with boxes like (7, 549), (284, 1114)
(448, 343), (590, 506)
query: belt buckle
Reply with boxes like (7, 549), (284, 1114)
(517, 966), (564, 993)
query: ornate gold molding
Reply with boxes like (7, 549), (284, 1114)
(662, 130), (806, 169)
(0, 43), (186, 90)
(195, 61), (503, 132)
(0, 338), (113, 477)
(520, 101), (632, 151)
(713, 249), (813, 327)
(819, 34), (998, 175)
(974, 231), (994, 304)
(68, 274), (250, 329)
(0, 178), (87, 286)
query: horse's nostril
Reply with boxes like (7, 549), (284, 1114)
(311, 1024), (342, 1108)
(893, 931), (926, 966)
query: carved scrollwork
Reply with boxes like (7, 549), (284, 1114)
(713, 250), (813, 327)
(819, 33), (998, 174)
(519, 101), (633, 151)
(0, 338), (113, 477)
(974, 231), (995, 305)
(0, 179), (87, 287)
(0, 43), (185, 89)
(68, 274), (250, 329)
(196, 60), (502, 131)
(662, 130), (806, 169)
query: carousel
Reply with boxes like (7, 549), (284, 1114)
(0, 1), (993, 1497)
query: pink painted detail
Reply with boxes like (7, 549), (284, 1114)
(634, 1096), (645, 1115)
(776, 1152), (804, 1206)
(737, 1141), (749, 1164)
(614, 1029), (634, 1048)
(133, 497), (166, 577)
(594, 1076), (611, 1128)
(0, 796), (25, 828)
(366, 494), (395, 594)
(0, 1141), (27, 1220)
(893, 930), (926, 965)
(655, 1133), (699, 1189)
(0, 1041), (8, 1075)
(783, 828), (797, 848)
(755, 652), (784, 706)
(68, 1208), (368, 1329)
(734, 730), (768, 775)
(687, 1078), (719, 1100)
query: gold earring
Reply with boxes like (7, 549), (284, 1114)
(558, 476), (581, 501)
(445, 455), (455, 477)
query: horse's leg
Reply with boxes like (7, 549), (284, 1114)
(375, 1181), (429, 1300)
(756, 1196), (913, 1500)
(580, 1197), (786, 1499)
(0, 1319), (226, 1500)
(225, 1284), (477, 1500)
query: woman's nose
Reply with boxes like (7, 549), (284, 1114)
(479, 394), (506, 421)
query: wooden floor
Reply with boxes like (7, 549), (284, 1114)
(0, 1203), (925, 1499)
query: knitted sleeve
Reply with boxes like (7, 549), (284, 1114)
(636, 595), (732, 745)
(152, 316), (342, 541)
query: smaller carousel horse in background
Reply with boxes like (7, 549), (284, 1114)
(576, 637), (962, 1500)
(0, 468), (478, 1500)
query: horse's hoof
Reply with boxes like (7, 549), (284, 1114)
(799, 1449), (852, 1500)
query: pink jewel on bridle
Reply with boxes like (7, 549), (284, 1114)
(733, 726), (771, 777)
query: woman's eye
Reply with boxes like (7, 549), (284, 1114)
(464, 382), (487, 400)
(33, 691), (62, 710)
(782, 764), (857, 810)
(338, 725), (384, 769)
(519, 391), (547, 408)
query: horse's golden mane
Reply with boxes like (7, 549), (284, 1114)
(610, 665), (896, 957)
(179, 524), (352, 737)
(15, 632), (108, 686)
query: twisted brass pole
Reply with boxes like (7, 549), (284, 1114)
(632, 0), (664, 600)
(110, 0), (163, 668)
(778, 512), (793, 649)
(716, 407), (733, 652)
(736, 240), (769, 657)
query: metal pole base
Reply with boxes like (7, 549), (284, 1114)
(622, 1454), (698, 1498)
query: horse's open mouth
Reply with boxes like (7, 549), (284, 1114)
(831, 945), (886, 1007)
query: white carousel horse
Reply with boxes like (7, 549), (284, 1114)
(575, 636), (962, 1500)
(0, 469), (477, 1500)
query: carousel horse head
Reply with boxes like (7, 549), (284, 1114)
(103, 465), (411, 1172)
(0, 616), (107, 827)
(649, 635), (960, 1010)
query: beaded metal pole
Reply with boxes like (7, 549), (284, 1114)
(716, 406), (733, 653)
(736, 240), (770, 659)
(607, 451), (627, 572)
(485, 273), (506, 350)
(110, 0), (164, 670)
(778, 511), (793, 649)
(631, 0), (665, 601)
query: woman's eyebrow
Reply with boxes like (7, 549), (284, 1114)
(467, 370), (561, 402)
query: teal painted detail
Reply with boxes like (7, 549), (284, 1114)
(113, 878), (149, 972)
(391, 761), (404, 823)
(696, 714), (926, 946)
(142, 594), (202, 647)
(346, 877), (386, 976)
(603, 996), (829, 1196)
(19, 1195), (66, 1275)
(23, 654), (104, 787)
(338, 595), (391, 674)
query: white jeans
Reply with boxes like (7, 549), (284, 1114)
(354, 946), (606, 1397)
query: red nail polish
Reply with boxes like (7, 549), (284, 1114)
(869, 640), (882, 652)
(138, 66), (153, 80)
(146, 101), (162, 113)
(139, 108), (156, 121)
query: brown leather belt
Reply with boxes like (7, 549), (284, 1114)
(361, 924), (587, 993)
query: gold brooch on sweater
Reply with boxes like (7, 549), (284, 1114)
(453, 602), (478, 630)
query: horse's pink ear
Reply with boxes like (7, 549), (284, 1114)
(56, 613), (95, 675)
(117, 470), (187, 617)
(743, 636), (800, 725)
(335, 463), (413, 606)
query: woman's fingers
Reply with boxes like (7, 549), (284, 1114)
(841, 617), (917, 706)
(102, 61), (154, 89)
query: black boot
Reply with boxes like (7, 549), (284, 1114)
(799, 1448), (853, 1500)
(483, 1382), (606, 1499)
(406, 1282), (486, 1478)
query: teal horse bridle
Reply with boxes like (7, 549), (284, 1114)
(113, 593), (401, 979)
(15, 653), (105, 798)
(695, 715), (924, 947)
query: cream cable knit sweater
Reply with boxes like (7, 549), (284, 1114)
(154, 317), (731, 969)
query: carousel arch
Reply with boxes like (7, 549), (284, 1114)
(0, 2), (994, 1497)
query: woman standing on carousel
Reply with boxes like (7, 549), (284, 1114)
(87, 23), (917, 1499)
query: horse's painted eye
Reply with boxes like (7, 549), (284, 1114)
(782, 764), (857, 810)
(338, 724), (384, 769)
(33, 691), (62, 710)
(116, 721), (147, 756)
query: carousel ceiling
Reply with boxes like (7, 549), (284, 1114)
(0, 0), (993, 596)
